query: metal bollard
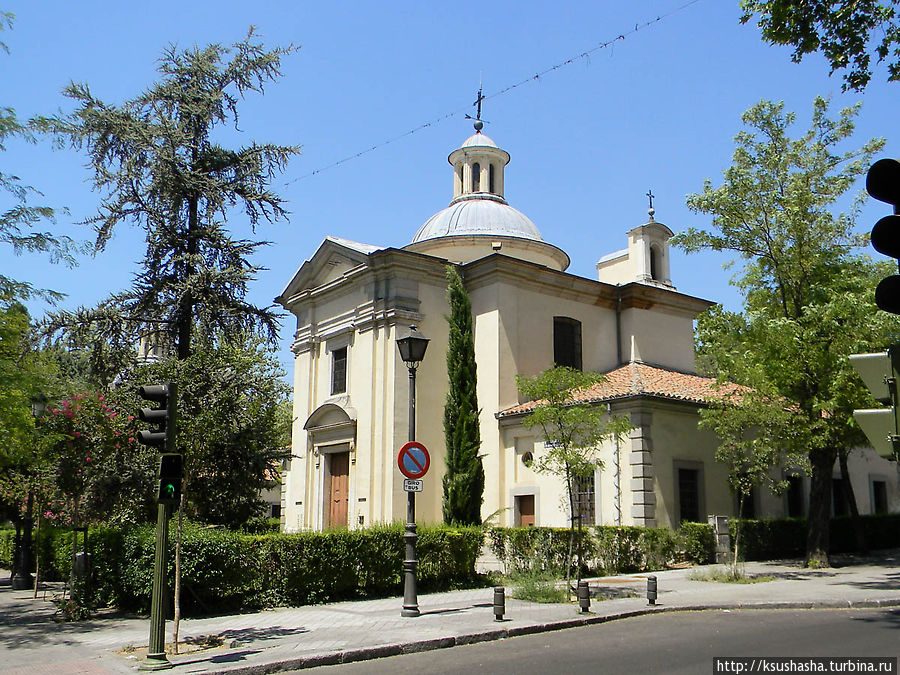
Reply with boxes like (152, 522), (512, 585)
(647, 575), (657, 605)
(577, 580), (590, 613)
(493, 586), (506, 621)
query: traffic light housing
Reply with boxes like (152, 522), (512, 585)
(137, 382), (177, 452)
(157, 453), (183, 505)
(850, 348), (900, 460)
(867, 158), (900, 314)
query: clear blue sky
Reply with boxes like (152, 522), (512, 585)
(2, 1), (898, 377)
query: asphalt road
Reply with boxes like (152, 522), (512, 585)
(297, 608), (900, 675)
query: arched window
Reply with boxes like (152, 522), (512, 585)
(489, 164), (495, 193)
(649, 245), (659, 280)
(472, 162), (481, 192)
(553, 316), (582, 371)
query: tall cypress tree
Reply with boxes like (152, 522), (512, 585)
(442, 265), (484, 525)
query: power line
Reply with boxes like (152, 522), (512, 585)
(285, 0), (703, 185)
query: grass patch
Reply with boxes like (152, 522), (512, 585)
(689, 566), (776, 584)
(507, 572), (569, 603)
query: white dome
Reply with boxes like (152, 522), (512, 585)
(460, 131), (499, 149)
(412, 198), (544, 244)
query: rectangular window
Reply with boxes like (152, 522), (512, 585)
(573, 474), (595, 525)
(553, 316), (582, 370)
(331, 346), (347, 395)
(872, 480), (888, 515)
(786, 475), (804, 518)
(678, 468), (700, 524)
(738, 488), (756, 519)
(832, 478), (850, 517)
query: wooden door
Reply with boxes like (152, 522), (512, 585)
(328, 452), (350, 528)
(518, 495), (535, 527)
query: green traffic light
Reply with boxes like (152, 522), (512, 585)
(165, 483), (175, 498)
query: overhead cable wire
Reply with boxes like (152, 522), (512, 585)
(285, 0), (703, 184)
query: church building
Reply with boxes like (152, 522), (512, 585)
(275, 122), (897, 531)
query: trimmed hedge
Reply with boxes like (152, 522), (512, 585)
(2, 522), (484, 616)
(733, 513), (900, 561)
(0, 528), (12, 568)
(488, 523), (715, 576)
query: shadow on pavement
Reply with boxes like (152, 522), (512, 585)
(844, 572), (900, 591)
(216, 626), (309, 643)
(848, 607), (900, 629)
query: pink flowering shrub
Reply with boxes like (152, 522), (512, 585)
(37, 390), (156, 526)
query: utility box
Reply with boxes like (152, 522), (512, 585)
(708, 515), (730, 564)
(73, 552), (92, 578)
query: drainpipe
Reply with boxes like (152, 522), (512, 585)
(615, 292), (623, 366)
(608, 403), (621, 526)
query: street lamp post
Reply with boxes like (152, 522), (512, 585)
(396, 326), (429, 618)
(11, 395), (46, 590)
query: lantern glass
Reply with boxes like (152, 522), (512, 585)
(31, 393), (48, 418)
(397, 326), (429, 365)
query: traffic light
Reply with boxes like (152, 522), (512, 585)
(157, 453), (183, 505)
(866, 158), (900, 314)
(137, 382), (181, 505)
(849, 349), (900, 460)
(137, 382), (177, 452)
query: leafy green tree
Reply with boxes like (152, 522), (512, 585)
(740, 0), (900, 91)
(516, 367), (631, 590)
(673, 97), (895, 566)
(129, 330), (291, 528)
(40, 28), (299, 360)
(696, 378), (805, 574)
(442, 266), (484, 525)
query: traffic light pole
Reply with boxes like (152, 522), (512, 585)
(137, 381), (179, 670)
(142, 503), (172, 670)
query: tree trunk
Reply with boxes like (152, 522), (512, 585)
(565, 464), (575, 600)
(838, 450), (866, 554)
(805, 448), (837, 567)
(733, 492), (744, 577)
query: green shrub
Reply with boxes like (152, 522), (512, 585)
(677, 522), (716, 565)
(0, 528), (12, 568)
(732, 513), (900, 561)
(487, 527), (580, 575)
(489, 525), (679, 576)
(731, 518), (806, 561)
(593, 526), (678, 573)
(508, 571), (568, 603)
(23, 522), (484, 616)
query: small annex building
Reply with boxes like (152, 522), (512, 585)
(275, 123), (898, 532)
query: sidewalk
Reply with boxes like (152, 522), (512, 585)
(3, 552), (900, 675)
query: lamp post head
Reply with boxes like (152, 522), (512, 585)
(30, 393), (48, 419)
(397, 325), (429, 367)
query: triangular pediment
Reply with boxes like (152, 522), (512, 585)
(276, 237), (383, 305)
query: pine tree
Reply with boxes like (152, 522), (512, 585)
(39, 28), (299, 360)
(442, 265), (484, 525)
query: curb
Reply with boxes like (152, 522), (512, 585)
(172, 598), (900, 675)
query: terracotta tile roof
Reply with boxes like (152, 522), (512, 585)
(497, 361), (749, 418)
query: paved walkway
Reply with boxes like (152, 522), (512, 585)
(3, 552), (900, 674)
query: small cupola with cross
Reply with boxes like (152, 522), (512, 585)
(448, 88), (510, 204)
(596, 190), (675, 288)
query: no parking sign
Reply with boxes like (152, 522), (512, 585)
(397, 441), (430, 480)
